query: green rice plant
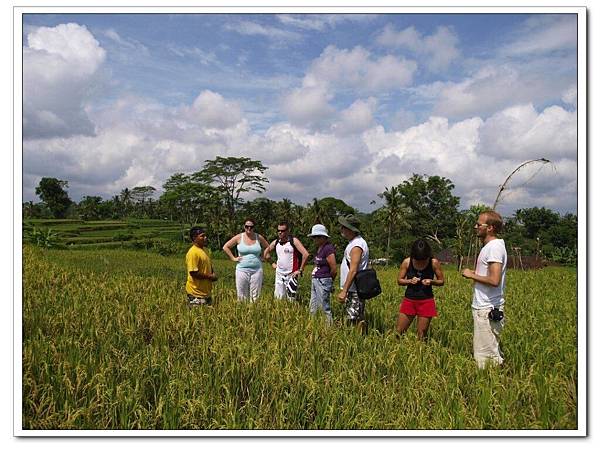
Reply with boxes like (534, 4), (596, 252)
(22, 246), (578, 430)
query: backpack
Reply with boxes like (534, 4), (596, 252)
(345, 258), (382, 300)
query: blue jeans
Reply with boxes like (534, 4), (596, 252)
(310, 277), (333, 324)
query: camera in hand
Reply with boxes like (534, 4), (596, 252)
(488, 307), (504, 322)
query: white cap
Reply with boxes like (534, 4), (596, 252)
(307, 224), (330, 238)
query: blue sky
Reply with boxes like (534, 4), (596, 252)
(21, 11), (579, 216)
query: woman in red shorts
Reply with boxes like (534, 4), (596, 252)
(396, 239), (444, 340)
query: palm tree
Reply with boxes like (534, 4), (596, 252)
(119, 188), (133, 217)
(276, 198), (294, 222)
(308, 197), (326, 225)
(378, 186), (410, 258)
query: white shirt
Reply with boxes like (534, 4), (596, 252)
(340, 235), (369, 292)
(472, 238), (507, 309)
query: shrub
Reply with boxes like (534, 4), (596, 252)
(549, 247), (577, 266)
(24, 226), (60, 248)
(112, 233), (135, 242)
(151, 239), (182, 256)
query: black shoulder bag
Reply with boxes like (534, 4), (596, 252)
(346, 258), (382, 300)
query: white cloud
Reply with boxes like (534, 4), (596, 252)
(27, 23), (106, 77)
(281, 86), (335, 128)
(561, 85), (577, 107)
(260, 124), (312, 165)
(421, 63), (575, 120)
(22, 22), (577, 216)
(276, 14), (375, 31)
(24, 129), (142, 188)
(304, 45), (417, 93)
(187, 90), (243, 129)
(499, 15), (577, 57)
(263, 131), (373, 187)
(224, 20), (301, 41)
(332, 98), (377, 136)
(166, 44), (217, 66)
(283, 45), (417, 128)
(358, 104), (576, 213)
(24, 90), (577, 215)
(376, 25), (460, 71)
(23, 23), (106, 139)
(103, 28), (149, 56)
(478, 103), (577, 160)
(390, 109), (418, 131)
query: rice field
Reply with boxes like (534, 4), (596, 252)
(21, 245), (578, 430)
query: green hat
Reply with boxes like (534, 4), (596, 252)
(338, 214), (361, 233)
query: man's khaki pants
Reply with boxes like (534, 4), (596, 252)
(472, 307), (504, 369)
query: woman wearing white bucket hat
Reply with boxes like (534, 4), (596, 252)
(307, 224), (337, 324)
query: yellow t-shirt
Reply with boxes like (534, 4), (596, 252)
(185, 245), (213, 297)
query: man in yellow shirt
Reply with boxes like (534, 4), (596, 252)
(185, 227), (217, 307)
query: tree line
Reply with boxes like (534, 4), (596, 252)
(24, 156), (577, 266)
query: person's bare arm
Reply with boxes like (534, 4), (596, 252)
(222, 235), (242, 262)
(263, 239), (276, 261)
(462, 262), (502, 287)
(337, 246), (363, 302)
(326, 253), (337, 280)
(257, 235), (271, 261)
(292, 237), (310, 276)
(397, 258), (420, 286)
(422, 258), (444, 286)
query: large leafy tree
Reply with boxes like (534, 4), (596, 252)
(195, 156), (269, 234)
(160, 173), (222, 242)
(513, 207), (576, 256)
(396, 174), (460, 246)
(130, 185), (157, 217)
(77, 196), (104, 221)
(35, 177), (72, 218)
(131, 186), (156, 203)
(547, 213), (577, 249)
(514, 207), (561, 239)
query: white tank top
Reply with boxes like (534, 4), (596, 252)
(340, 235), (369, 292)
(275, 239), (296, 274)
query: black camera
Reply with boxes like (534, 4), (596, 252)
(488, 307), (504, 322)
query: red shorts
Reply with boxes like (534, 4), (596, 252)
(399, 297), (438, 318)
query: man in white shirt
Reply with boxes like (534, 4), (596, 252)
(264, 221), (310, 300)
(462, 210), (507, 369)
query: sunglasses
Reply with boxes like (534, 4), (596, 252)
(244, 224), (255, 229)
(277, 229), (287, 233)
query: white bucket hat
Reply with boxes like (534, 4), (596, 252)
(307, 224), (330, 238)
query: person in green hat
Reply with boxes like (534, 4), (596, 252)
(337, 214), (370, 334)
